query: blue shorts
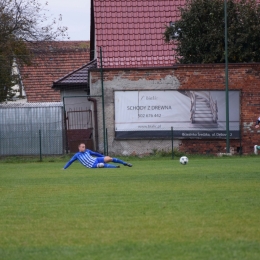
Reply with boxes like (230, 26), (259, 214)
(92, 157), (106, 168)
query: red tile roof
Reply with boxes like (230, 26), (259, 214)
(19, 41), (90, 102)
(94, 0), (186, 68)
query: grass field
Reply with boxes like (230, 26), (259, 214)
(0, 156), (259, 260)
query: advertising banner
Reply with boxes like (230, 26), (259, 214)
(114, 90), (240, 139)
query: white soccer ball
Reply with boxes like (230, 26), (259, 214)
(180, 156), (189, 165)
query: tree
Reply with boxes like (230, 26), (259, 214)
(0, 0), (68, 102)
(164, 0), (260, 64)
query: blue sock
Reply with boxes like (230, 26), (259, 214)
(104, 164), (118, 168)
(112, 158), (126, 165)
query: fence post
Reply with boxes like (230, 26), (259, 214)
(100, 47), (106, 155)
(106, 128), (108, 156)
(239, 125), (242, 156)
(62, 97), (69, 154)
(171, 127), (174, 160)
(39, 129), (42, 162)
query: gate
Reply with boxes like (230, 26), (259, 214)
(65, 109), (94, 153)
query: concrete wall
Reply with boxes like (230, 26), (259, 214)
(61, 89), (92, 111)
(90, 64), (260, 155)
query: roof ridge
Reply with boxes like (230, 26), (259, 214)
(27, 41), (90, 54)
(30, 48), (89, 54)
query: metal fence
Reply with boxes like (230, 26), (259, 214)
(0, 103), (64, 156)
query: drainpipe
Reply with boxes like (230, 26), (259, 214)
(88, 98), (99, 151)
(63, 96), (69, 154)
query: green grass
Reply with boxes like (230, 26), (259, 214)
(0, 157), (259, 259)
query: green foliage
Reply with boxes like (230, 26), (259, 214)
(164, 0), (260, 63)
(0, 158), (260, 259)
(0, 0), (68, 102)
(0, 56), (17, 102)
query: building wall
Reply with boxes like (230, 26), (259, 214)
(61, 89), (94, 152)
(89, 64), (260, 155)
(8, 59), (27, 103)
(61, 89), (93, 129)
(90, 69), (181, 155)
(61, 89), (92, 112)
(174, 64), (260, 154)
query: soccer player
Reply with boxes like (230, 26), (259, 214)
(254, 116), (260, 154)
(63, 143), (132, 169)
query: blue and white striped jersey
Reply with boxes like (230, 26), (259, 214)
(64, 149), (103, 169)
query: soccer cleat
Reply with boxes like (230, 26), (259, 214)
(116, 165), (120, 168)
(124, 162), (132, 167)
(254, 145), (258, 155)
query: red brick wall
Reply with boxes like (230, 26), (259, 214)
(174, 64), (260, 154)
(90, 63), (260, 154)
(91, 68), (174, 83)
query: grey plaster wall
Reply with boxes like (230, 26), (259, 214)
(90, 72), (181, 155)
(61, 89), (92, 111)
(61, 89), (93, 130)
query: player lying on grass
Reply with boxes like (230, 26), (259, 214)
(254, 117), (260, 154)
(63, 143), (132, 169)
